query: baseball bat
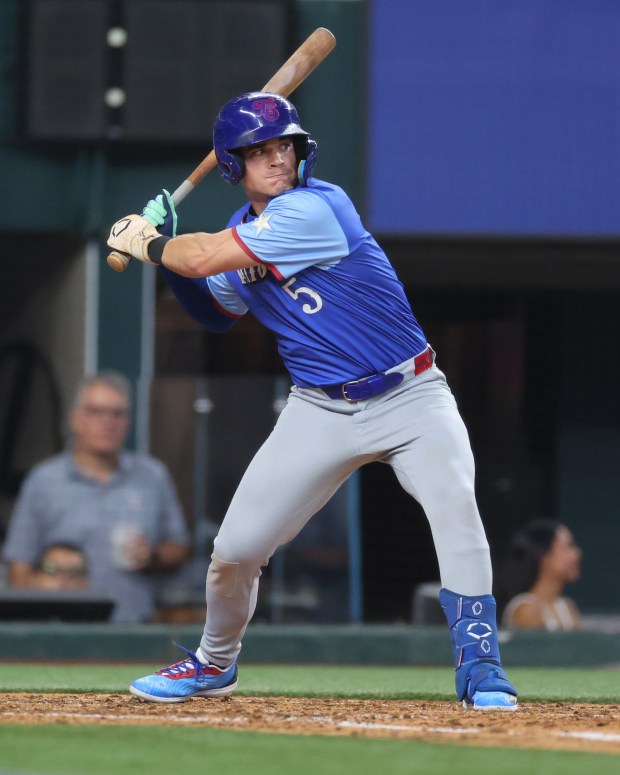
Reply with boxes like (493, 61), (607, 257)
(107, 26), (337, 272)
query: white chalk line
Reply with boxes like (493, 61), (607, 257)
(0, 710), (483, 735)
(333, 720), (481, 735)
(0, 711), (245, 725)
(558, 730), (620, 743)
(1, 710), (619, 745)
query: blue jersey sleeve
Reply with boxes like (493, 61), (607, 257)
(232, 189), (349, 280)
(207, 274), (249, 316)
(159, 267), (243, 333)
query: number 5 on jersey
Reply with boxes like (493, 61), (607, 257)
(282, 277), (323, 314)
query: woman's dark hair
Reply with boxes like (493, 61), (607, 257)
(495, 519), (561, 616)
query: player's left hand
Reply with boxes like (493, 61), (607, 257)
(142, 189), (177, 237)
(107, 214), (164, 265)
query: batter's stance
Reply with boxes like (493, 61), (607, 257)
(108, 93), (518, 710)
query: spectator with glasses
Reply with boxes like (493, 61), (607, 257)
(1, 371), (190, 622)
(30, 542), (89, 591)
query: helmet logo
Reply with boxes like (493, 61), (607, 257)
(251, 98), (279, 122)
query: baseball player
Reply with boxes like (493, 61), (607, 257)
(108, 92), (518, 710)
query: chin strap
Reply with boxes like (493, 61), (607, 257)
(297, 138), (318, 186)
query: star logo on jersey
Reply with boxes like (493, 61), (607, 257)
(250, 212), (274, 236)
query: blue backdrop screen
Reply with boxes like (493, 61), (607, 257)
(368, 1), (620, 237)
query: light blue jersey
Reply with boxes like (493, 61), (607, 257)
(206, 179), (426, 386)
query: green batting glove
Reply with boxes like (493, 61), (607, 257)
(142, 189), (177, 237)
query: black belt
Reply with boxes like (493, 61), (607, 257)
(321, 347), (434, 402)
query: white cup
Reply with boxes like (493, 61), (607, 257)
(110, 522), (143, 570)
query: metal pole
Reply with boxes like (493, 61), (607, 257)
(269, 376), (290, 622)
(347, 471), (363, 623)
(192, 378), (214, 587)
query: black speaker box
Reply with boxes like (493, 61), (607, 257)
(22, 0), (293, 144)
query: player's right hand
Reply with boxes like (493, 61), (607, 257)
(107, 214), (164, 265)
(142, 189), (177, 237)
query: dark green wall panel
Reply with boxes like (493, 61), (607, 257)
(295, 0), (367, 211)
(1, 0), (366, 234)
(1, 0), (366, 395)
(97, 258), (143, 378)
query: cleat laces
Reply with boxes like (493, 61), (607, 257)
(157, 643), (208, 683)
(158, 658), (199, 678)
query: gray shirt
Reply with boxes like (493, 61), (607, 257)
(2, 451), (189, 622)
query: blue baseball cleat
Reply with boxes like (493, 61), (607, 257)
(460, 660), (518, 710)
(469, 689), (518, 711)
(129, 643), (238, 703)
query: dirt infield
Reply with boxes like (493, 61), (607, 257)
(1, 693), (619, 753)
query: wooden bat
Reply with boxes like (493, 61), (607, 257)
(107, 27), (337, 272)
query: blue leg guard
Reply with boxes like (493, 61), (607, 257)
(439, 588), (518, 706)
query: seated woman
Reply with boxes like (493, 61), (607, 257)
(500, 519), (582, 631)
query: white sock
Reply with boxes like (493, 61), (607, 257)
(195, 646), (209, 665)
(195, 647), (231, 670)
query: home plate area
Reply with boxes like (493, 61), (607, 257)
(1, 694), (619, 753)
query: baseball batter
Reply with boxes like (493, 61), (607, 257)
(108, 93), (518, 710)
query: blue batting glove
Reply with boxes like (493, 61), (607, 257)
(142, 189), (177, 237)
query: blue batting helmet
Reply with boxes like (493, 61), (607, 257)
(213, 92), (318, 186)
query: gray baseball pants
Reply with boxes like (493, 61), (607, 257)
(199, 357), (492, 667)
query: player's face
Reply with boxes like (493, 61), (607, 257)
(541, 525), (582, 583)
(240, 137), (297, 210)
(70, 382), (131, 456)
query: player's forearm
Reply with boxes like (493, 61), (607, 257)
(160, 231), (240, 278)
(108, 213), (258, 276)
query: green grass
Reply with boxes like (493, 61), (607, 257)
(0, 663), (618, 773)
(0, 725), (618, 775)
(1, 663), (619, 703)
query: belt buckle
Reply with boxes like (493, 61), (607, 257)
(341, 378), (364, 402)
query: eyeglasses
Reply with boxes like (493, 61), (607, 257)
(41, 561), (88, 578)
(80, 405), (129, 420)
